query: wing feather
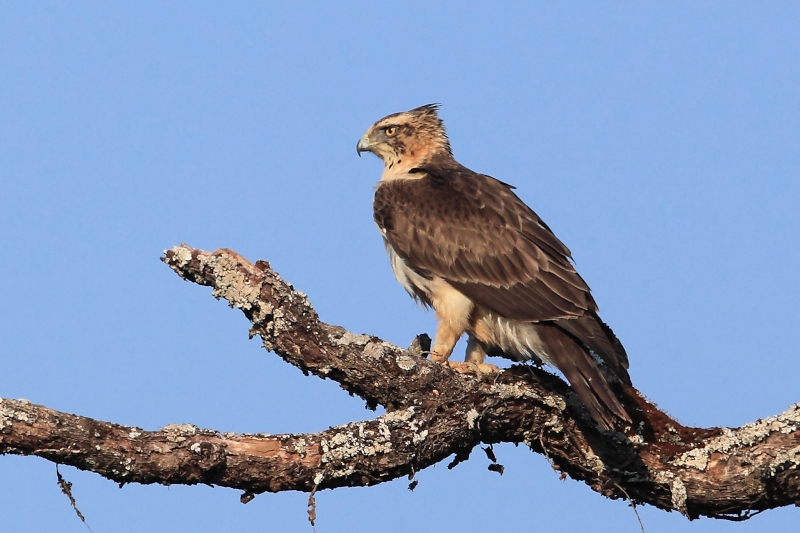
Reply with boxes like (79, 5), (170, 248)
(374, 164), (591, 321)
(373, 162), (629, 380)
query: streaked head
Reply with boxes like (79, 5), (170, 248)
(357, 104), (452, 169)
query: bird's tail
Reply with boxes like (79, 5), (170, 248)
(536, 323), (631, 430)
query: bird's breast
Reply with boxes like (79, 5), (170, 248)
(382, 238), (433, 306)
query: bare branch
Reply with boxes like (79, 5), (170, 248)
(0, 397), (450, 494)
(2, 244), (799, 521)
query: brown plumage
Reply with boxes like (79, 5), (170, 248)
(358, 104), (631, 429)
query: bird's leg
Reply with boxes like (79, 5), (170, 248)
(427, 281), (496, 375)
(429, 318), (461, 363)
(431, 328), (498, 376)
(428, 281), (471, 363)
(463, 336), (500, 375)
(464, 335), (487, 364)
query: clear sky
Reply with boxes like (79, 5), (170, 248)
(1, 2), (799, 532)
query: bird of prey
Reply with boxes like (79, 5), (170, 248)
(357, 104), (631, 429)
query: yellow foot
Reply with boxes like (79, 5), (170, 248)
(442, 361), (500, 376)
(476, 363), (500, 374)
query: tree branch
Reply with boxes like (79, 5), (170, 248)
(2, 244), (799, 520)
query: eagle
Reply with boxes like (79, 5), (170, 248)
(357, 104), (631, 429)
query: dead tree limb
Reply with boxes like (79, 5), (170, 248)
(1, 244), (799, 520)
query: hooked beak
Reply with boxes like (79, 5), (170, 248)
(356, 134), (372, 157)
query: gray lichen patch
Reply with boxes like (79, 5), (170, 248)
(0, 402), (32, 430)
(189, 442), (204, 454)
(671, 477), (689, 516)
(207, 255), (262, 310)
(330, 330), (402, 362)
(363, 341), (389, 360)
(491, 382), (553, 407)
(162, 423), (199, 443)
(675, 447), (709, 471)
(167, 245), (193, 267)
(250, 301), (273, 328)
(319, 425), (393, 477)
(292, 437), (309, 457)
(395, 355), (417, 371)
(767, 443), (800, 477)
(466, 409), (480, 429)
(166, 246), (272, 322)
(542, 413), (565, 433)
(332, 331), (371, 346)
(412, 429), (429, 444)
(257, 307), (299, 352)
(581, 445), (607, 475)
(673, 403), (800, 472)
(318, 408), (421, 480)
(382, 407), (415, 423)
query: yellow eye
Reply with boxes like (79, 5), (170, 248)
(385, 126), (398, 137)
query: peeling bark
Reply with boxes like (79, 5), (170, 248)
(1, 245), (799, 520)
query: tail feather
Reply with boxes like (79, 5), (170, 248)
(535, 323), (631, 429)
(556, 312), (631, 386)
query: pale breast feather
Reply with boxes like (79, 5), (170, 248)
(382, 237), (433, 307)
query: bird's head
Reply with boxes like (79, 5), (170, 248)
(357, 104), (452, 172)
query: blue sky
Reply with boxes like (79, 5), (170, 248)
(1, 2), (799, 531)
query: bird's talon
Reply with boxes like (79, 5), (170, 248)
(476, 363), (500, 374)
(441, 361), (498, 377)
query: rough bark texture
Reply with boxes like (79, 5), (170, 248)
(2, 244), (799, 520)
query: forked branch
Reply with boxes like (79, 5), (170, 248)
(1, 245), (799, 520)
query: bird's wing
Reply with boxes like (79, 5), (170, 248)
(374, 164), (595, 322)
